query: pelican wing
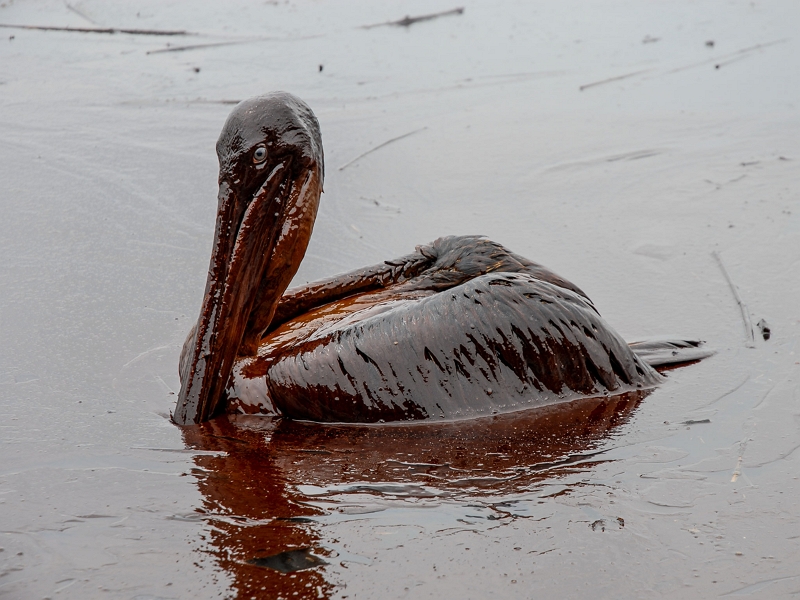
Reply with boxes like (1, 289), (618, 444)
(266, 271), (660, 422)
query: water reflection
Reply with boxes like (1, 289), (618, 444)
(182, 390), (648, 599)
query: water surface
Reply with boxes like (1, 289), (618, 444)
(1, 0), (799, 597)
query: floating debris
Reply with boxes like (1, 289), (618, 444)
(757, 319), (771, 341)
(579, 69), (651, 91)
(0, 23), (188, 35)
(248, 548), (328, 573)
(339, 127), (427, 171)
(712, 251), (756, 348)
(362, 7), (464, 29)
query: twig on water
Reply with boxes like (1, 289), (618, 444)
(338, 127), (427, 171)
(147, 34), (322, 55)
(713, 54), (751, 70)
(0, 23), (189, 36)
(64, 2), (98, 26)
(579, 69), (651, 91)
(579, 39), (787, 92)
(185, 99), (242, 105)
(666, 38), (788, 74)
(731, 437), (751, 483)
(361, 7), (464, 30)
(731, 454), (743, 482)
(147, 40), (255, 54)
(712, 250), (755, 348)
(697, 375), (749, 408)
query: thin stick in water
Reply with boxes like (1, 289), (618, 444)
(338, 127), (427, 171)
(712, 250), (755, 348)
(147, 40), (253, 55)
(0, 23), (189, 36)
(147, 34), (322, 55)
(579, 69), (651, 91)
(666, 38), (788, 75)
(64, 2), (98, 26)
(362, 7), (464, 29)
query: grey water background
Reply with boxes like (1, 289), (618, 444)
(1, 0), (799, 597)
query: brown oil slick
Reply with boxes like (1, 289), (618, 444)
(174, 92), (680, 426)
(181, 390), (647, 598)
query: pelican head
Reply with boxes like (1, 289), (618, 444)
(174, 92), (324, 425)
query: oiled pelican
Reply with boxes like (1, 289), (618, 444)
(174, 92), (708, 425)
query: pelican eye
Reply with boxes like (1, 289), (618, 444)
(253, 145), (267, 164)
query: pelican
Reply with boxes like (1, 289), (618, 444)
(174, 92), (708, 425)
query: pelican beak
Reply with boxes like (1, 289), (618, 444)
(174, 158), (322, 425)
